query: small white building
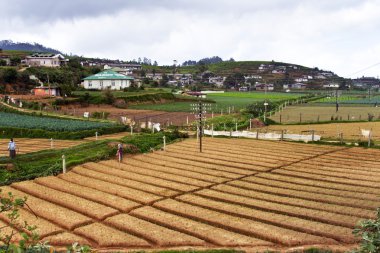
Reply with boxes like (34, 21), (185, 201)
(25, 53), (68, 67)
(209, 76), (225, 87)
(323, 83), (340, 88)
(32, 86), (61, 96)
(82, 70), (134, 90)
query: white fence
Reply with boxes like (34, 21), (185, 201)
(203, 129), (321, 142)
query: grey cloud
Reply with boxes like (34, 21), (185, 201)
(2, 0), (366, 23)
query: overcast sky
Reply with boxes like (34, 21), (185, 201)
(2, 0), (380, 77)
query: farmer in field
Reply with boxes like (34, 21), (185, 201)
(116, 143), (123, 163)
(8, 138), (16, 159)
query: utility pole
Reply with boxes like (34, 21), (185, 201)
(191, 93), (210, 152)
(335, 89), (339, 112)
(368, 87), (371, 101)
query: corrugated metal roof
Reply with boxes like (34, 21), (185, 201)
(83, 70), (134, 80)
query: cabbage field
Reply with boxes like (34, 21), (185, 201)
(0, 112), (114, 132)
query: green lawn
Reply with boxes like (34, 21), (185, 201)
(129, 92), (305, 112)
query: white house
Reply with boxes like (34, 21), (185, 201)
(25, 53), (68, 67)
(284, 83), (307, 90)
(82, 70), (134, 90)
(209, 76), (225, 87)
(255, 83), (274, 91)
(294, 77), (308, 82)
(323, 83), (340, 88)
(146, 73), (163, 81)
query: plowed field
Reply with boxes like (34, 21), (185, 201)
(0, 138), (84, 157)
(1, 138), (378, 252)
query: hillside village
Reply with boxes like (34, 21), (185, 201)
(0, 41), (379, 94)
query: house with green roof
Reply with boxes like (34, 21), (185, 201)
(82, 70), (134, 90)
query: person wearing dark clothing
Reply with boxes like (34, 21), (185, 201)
(8, 138), (16, 159)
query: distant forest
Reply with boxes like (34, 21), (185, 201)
(0, 40), (62, 54)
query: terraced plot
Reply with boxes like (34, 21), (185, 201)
(0, 137), (378, 252)
(0, 138), (84, 157)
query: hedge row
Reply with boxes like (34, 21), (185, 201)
(122, 92), (175, 104)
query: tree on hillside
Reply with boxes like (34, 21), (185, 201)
(198, 56), (223, 65)
(2, 68), (18, 83)
(10, 56), (21, 66)
(160, 74), (169, 87)
(223, 72), (245, 89)
(198, 62), (208, 73)
(0, 60), (6, 66)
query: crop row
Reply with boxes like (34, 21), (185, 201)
(213, 182), (374, 219)
(193, 188), (359, 228)
(239, 177), (378, 210)
(176, 141), (316, 161)
(100, 160), (211, 188)
(251, 174), (380, 201)
(284, 164), (380, 183)
(176, 193), (355, 243)
(295, 159), (380, 175)
(199, 138), (341, 154)
(273, 169), (380, 194)
(0, 112), (115, 132)
(145, 152), (249, 176)
(124, 158), (226, 183)
(153, 198), (335, 246)
(165, 145), (289, 168)
(158, 150), (264, 172)
(131, 154), (239, 179)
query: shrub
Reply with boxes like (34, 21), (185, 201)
(352, 207), (380, 252)
(91, 111), (110, 119)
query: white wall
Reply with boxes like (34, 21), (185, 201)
(26, 57), (61, 67)
(83, 79), (131, 90)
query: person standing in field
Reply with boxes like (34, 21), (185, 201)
(116, 143), (123, 163)
(8, 138), (16, 159)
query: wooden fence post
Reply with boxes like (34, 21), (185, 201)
(62, 155), (66, 174)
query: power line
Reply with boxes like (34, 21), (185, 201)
(348, 61), (380, 77)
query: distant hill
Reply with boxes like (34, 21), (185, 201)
(0, 40), (62, 54)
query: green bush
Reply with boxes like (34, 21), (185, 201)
(122, 130), (188, 153)
(353, 207), (380, 252)
(91, 111), (110, 120)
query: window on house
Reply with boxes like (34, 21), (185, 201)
(112, 81), (115, 86)
(100, 81), (103, 87)
(88, 81), (92, 87)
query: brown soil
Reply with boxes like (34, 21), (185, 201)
(59, 104), (196, 125)
(1, 138), (377, 251)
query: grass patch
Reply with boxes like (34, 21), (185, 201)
(0, 131), (187, 185)
(130, 92), (304, 112)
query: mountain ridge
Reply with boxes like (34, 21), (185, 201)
(0, 40), (62, 54)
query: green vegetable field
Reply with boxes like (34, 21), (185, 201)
(0, 112), (114, 132)
(129, 92), (305, 112)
